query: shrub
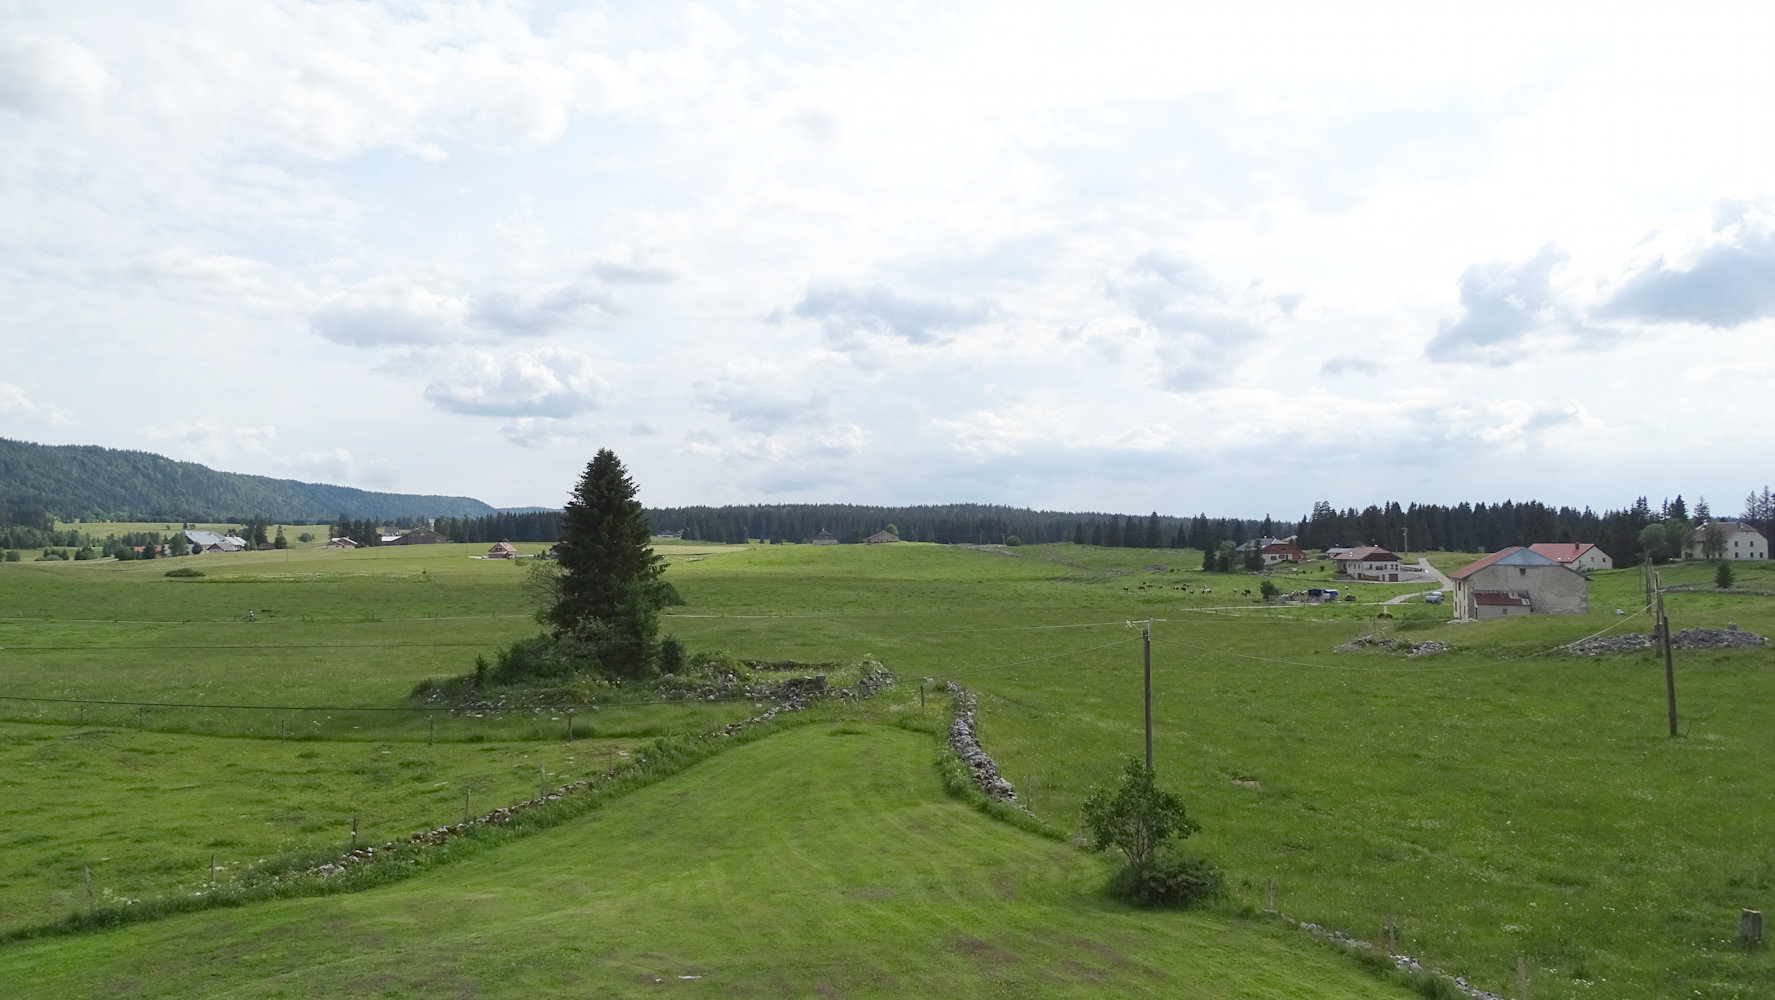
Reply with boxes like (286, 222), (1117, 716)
(658, 635), (686, 674)
(164, 567), (205, 578)
(1259, 579), (1279, 599)
(2, 550), (18, 562)
(1083, 757), (1196, 869)
(1717, 562), (1735, 589)
(1108, 851), (1224, 908)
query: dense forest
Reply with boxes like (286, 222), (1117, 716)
(0, 438), (496, 523)
(421, 492), (1775, 569)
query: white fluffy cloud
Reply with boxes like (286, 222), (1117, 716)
(422, 347), (607, 419)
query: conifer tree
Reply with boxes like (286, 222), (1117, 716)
(549, 449), (665, 677)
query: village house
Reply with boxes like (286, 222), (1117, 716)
(1526, 542), (1614, 572)
(1333, 545), (1403, 582)
(391, 526), (446, 545)
(865, 529), (900, 544)
(485, 541), (518, 559)
(811, 529), (838, 546)
(1686, 520), (1769, 561)
(184, 529), (248, 553)
(1261, 541), (1306, 565)
(324, 536), (359, 549)
(1448, 547), (1589, 620)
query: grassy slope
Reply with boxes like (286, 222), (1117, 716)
(3, 541), (1772, 997)
(658, 543), (1775, 999)
(0, 724), (635, 928)
(0, 723), (1416, 1000)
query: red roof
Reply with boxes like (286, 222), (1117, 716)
(1449, 546), (1521, 580)
(1474, 590), (1532, 607)
(1526, 542), (1597, 565)
(1334, 546), (1398, 563)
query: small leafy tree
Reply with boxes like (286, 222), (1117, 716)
(1717, 562), (1735, 589)
(1083, 757), (1196, 870)
(1259, 579), (1280, 599)
(1084, 757), (1221, 906)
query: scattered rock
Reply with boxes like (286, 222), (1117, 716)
(1336, 633), (1448, 657)
(1566, 627), (1767, 655)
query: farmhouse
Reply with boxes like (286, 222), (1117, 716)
(1261, 541), (1306, 565)
(1686, 520), (1769, 561)
(1526, 542), (1614, 572)
(185, 529), (248, 553)
(811, 529), (838, 546)
(865, 530), (900, 544)
(391, 526), (446, 545)
(485, 541), (518, 559)
(1449, 547), (1589, 620)
(324, 536), (358, 549)
(1333, 545), (1402, 582)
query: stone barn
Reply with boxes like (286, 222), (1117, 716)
(1449, 547), (1589, 621)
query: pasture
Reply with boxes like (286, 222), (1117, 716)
(1, 539), (1771, 998)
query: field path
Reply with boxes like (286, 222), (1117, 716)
(1382, 558), (1452, 604)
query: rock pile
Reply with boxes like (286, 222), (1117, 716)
(945, 681), (1017, 801)
(1566, 627), (1767, 655)
(1335, 634), (1449, 657)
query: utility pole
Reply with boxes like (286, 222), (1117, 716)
(1657, 573), (1678, 737)
(1127, 619), (1162, 769)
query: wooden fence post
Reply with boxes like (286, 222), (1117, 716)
(1743, 909), (1763, 947)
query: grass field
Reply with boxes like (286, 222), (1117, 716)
(0, 722), (1423, 999)
(2, 539), (1772, 997)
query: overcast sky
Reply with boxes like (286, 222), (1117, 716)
(4, 2), (1773, 518)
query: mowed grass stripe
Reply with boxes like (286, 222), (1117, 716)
(0, 724), (1418, 999)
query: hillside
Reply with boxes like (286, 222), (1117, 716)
(0, 438), (496, 522)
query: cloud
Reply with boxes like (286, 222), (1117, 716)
(0, 382), (68, 423)
(1114, 252), (1267, 391)
(468, 282), (614, 335)
(271, 449), (394, 487)
(792, 280), (999, 348)
(313, 277), (467, 347)
(1320, 355), (1378, 376)
(144, 420), (277, 466)
(1424, 244), (1615, 365)
(0, 33), (107, 115)
(1601, 204), (1775, 328)
(498, 417), (580, 449)
(694, 364), (829, 433)
(423, 347), (607, 418)
(314, 276), (616, 345)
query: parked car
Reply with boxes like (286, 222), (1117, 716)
(1424, 591), (1445, 605)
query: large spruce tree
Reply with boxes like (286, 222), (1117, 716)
(549, 449), (665, 676)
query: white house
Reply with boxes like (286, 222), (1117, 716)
(1526, 542), (1614, 572)
(1687, 521), (1769, 561)
(1334, 545), (1402, 582)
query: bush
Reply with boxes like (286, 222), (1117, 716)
(164, 567), (205, 578)
(2, 550), (18, 562)
(1717, 562), (1735, 589)
(1259, 579), (1279, 599)
(658, 635), (686, 674)
(1108, 852), (1224, 908)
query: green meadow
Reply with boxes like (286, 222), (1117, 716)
(1, 540), (1772, 997)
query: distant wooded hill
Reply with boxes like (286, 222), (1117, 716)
(0, 438), (497, 523)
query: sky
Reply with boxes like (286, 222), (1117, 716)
(3, 1), (1773, 519)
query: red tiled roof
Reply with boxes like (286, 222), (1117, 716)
(1473, 590), (1531, 607)
(1334, 545), (1398, 562)
(1449, 546), (1521, 580)
(1526, 543), (1594, 564)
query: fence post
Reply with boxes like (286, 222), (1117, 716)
(1517, 954), (1530, 999)
(565, 709), (574, 742)
(1744, 909), (1764, 947)
(84, 866), (93, 910)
